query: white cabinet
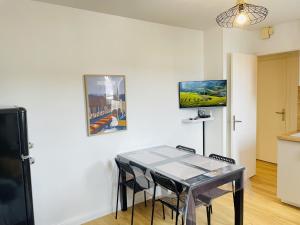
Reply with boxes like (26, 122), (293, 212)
(277, 139), (300, 207)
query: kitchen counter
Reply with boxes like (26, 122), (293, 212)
(277, 130), (300, 142)
(277, 132), (300, 207)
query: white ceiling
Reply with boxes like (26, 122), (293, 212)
(36, 0), (300, 30)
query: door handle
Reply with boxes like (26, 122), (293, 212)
(233, 115), (242, 131)
(275, 109), (285, 121)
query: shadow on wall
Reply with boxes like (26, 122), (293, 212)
(83, 159), (142, 214)
(84, 160), (117, 213)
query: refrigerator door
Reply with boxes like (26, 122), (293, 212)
(0, 107), (34, 225)
(18, 108), (35, 225)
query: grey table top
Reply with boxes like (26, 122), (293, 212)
(117, 145), (245, 188)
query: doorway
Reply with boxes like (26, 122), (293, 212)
(257, 51), (299, 163)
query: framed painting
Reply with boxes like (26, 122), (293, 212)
(84, 75), (127, 136)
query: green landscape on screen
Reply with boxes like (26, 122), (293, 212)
(179, 80), (227, 108)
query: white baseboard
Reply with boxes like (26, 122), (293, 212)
(56, 209), (110, 225)
(54, 192), (149, 225)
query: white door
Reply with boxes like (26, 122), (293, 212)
(231, 53), (257, 178)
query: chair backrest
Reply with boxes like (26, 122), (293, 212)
(150, 170), (183, 195)
(176, 145), (196, 154)
(115, 158), (135, 178)
(129, 161), (147, 174)
(209, 154), (235, 164)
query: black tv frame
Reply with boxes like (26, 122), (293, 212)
(178, 79), (227, 109)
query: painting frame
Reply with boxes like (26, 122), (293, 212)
(84, 74), (127, 136)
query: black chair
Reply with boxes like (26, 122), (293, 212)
(197, 154), (236, 216)
(150, 170), (210, 225)
(176, 145), (196, 154)
(168, 145), (196, 219)
(209, 154), (236, 165)
(115, 158), (149, 225)
(129, 160), (152, 207)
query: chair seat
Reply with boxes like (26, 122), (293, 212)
(197, 187), (231, 205)
(158, 192), (207, 212)
(125, 179), (148, 193)
(158, 193), (186, 212)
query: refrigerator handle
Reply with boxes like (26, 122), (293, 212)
(28, 142), (34, 149)
(21, 154), (30, 161)
(21, 154), (35, 165)
(29, 157), (35, 165)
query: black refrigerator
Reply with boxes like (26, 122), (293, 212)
(0, 107), (35, 225)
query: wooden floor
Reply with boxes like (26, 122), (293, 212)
(85, 160), (300, 225)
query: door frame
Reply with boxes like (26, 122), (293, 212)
(256, 50), (299, 163)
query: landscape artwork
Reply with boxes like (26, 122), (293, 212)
(179, 80), (227, 108)
(84, 75), (127, 136)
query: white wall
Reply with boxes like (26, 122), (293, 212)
(222, 20), (300, 57)
(203, 27), (226, 156)
(253, 20), (300, 85)
(223, 28), (258, 75)
(204, 27), (223, 79)
(0, 1), (204, 225)
(254, 20), (300, 55)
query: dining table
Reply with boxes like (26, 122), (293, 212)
(116, 145), (245, 225)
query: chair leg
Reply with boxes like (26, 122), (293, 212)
(232, 192), (236, 210)
(210, 205), (213, 214)
(144, 191), (147, 207)
(232, 181), (236, 196)
(151, 185), (157, 225)
(175, 210), (179, 225)
(175, 197), (180, 225)
(182, 215), (184, 225)
(131, 189), (136, 225)
(232, 181), (236, 210)
(206, 206), (211, 225)
(162, 204), (165, 220)
(115, 172), (120, 219)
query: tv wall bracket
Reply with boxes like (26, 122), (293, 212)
(182, 109), (214, 156)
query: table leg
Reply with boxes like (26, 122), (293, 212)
(234, 176), (244, 225)
(120, 170), (127, 211)
(185, 189), (196, 225)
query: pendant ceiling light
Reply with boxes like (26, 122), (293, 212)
(216, 0), (268, 28)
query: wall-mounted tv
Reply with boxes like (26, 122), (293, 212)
(179, 80), (227, 108)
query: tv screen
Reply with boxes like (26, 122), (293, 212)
(179, 80), (227, 108)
